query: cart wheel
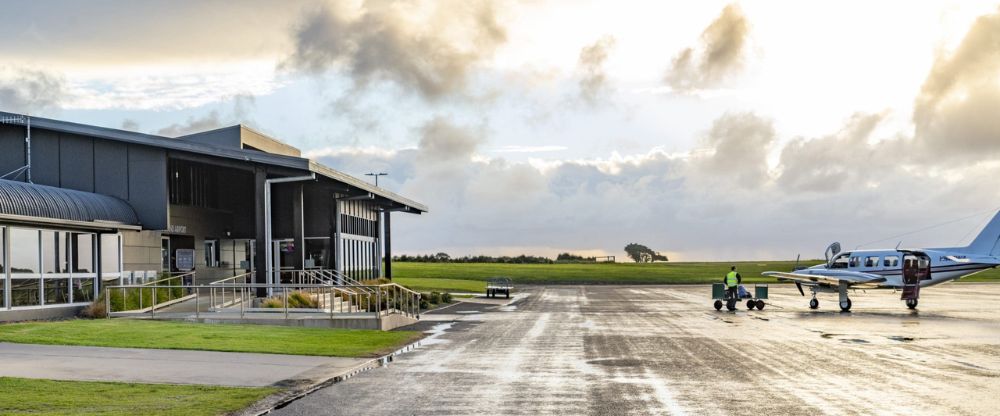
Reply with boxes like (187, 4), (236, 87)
(755, 300), (765, 310)
(746, 300), (755, 310)
(726, 300), (736, 311)
(714, 300), (722, 311)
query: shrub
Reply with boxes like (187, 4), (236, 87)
(261, 298), (283, 308)
(441, 293), (453, 303)
(419, 299), (430, 310)
(287, 291), (318, 308)
(429, 292), (442, 304)
(78, 296), (107, 319)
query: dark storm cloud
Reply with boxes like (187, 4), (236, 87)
(912, 8), (1000, 160)
(577, 36), (616, 105)
(665, 4), (749, 92)
(0, 69), (65, 114)
(284, 0), (508, 101)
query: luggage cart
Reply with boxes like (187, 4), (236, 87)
(712, 283), (767, 311)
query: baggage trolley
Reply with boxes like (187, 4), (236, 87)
(712, 283), (767, 311)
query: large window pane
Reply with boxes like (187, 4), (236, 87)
(11, 279), (40, 307)
(44, 278), (70, 305)
(100, 234), (120, 273)
(72, 278), (95, 303)
(10, 228), (39, 274)
(42, 231), (71, 274)
(73, 233), (94, 273)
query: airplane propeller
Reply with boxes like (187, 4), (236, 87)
(793, 254), (805, 296)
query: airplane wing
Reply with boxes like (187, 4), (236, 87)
(762, 271), (888, 289)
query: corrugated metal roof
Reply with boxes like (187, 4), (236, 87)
(0, 179), (139, 226)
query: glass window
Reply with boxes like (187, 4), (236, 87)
(10, 228), (39, 274)
(830, 254), (850, 269)
(43, 278), (69, 305)
(42, 231), (71, 274)
(11, 278), (40, 307)
(100, 234), (120, 273)
(848, 256), (860, 268)
(883, 255), (899, 267)
(204, 239), (218, 268)
(72, 278), (95, 303)
(73, 233), (94, 273)
(161, 238), (171, 271)
(305, 238), (330, 269)
(864, 256), (880, 268)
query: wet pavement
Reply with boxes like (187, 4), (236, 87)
(273, 283), (1000, 415)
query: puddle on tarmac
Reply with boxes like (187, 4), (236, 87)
(456, 311), (481, 314)
(887, 336), (916, 342)
(421, 322), (454, 346)
(587, 358), (645, 367)
(498, 305), (518, 312)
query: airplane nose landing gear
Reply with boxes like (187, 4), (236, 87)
(906, 298), (918, 309)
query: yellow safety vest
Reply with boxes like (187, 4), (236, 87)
(726, 271), (738, 288)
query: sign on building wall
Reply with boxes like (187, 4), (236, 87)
(175, 249), (195, 271)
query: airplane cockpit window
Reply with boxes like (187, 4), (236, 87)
(864, 256), (879, 267)
(883, 255), (900, 267)
(848, 256), (860, 268)
(830, 253), (850, 268)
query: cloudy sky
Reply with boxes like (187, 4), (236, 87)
(3, 0), (1000, 260)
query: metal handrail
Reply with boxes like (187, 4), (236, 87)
(104, 281), (422, 321)
(208, 272), (254, 310)
(110, 271), (197, 314)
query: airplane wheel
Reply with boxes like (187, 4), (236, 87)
(809, 298), (819, 309)
(906, 299), (918, 309)
(755, 300), (765, 310)
(839, 298), (852, 312)
(726, 300), (736, 311)
(746, 300), (756, 310)
(714, 300), (723, 311)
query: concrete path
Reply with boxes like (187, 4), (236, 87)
(275, 283), (1000, 415)
(0, 342), (369, 387)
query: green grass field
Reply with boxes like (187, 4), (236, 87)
(0, 320), (422, 357)
(393, 260), (1000, 288)
(394, 277), (486, 293)
(0, 377), (274, 416)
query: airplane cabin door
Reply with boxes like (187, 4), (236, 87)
(901, 253), (930, 301)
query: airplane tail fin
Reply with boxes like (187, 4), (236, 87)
(963, 211), (1000, 256)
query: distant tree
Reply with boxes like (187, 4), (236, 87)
(434, 252), (451, 262)
(624, 243), (669, 263)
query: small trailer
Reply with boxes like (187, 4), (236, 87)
(712, 283), (767, 311)
(486, 277), (513, 298)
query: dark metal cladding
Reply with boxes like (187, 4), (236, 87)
(0, 179), (139, 226)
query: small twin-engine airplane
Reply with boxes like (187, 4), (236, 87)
(763, 211), (1000, 312)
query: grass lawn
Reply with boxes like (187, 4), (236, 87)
(0, 320), (422, 358)
(0, 377), (275, 416)
(394, 277), (485, 293)
(393, 260), (806, 285)
(393, 260), (1000, 285)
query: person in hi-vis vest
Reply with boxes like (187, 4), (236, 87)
(724, 266), (742, 299)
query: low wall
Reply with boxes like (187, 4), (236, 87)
(0, 305), (84, 322)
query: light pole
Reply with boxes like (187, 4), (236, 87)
(365, 172), (388, 187)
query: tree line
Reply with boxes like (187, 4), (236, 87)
(393, 243), (667, 264)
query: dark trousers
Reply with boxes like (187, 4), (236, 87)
(726, 286), (738, 299)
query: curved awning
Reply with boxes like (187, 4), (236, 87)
(0, 179), (139, 229)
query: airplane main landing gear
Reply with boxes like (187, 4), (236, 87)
(839, 298), (852, 312)
(906, 298), (918, 309)
(809, 298), (819, 309)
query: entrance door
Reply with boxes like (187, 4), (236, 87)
(901, 253), (930, 300)
(271, 239), (294, 284)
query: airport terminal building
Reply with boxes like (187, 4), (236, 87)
(0, 112), (425, 320)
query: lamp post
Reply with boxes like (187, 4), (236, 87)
(365, 172), (388, 187)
